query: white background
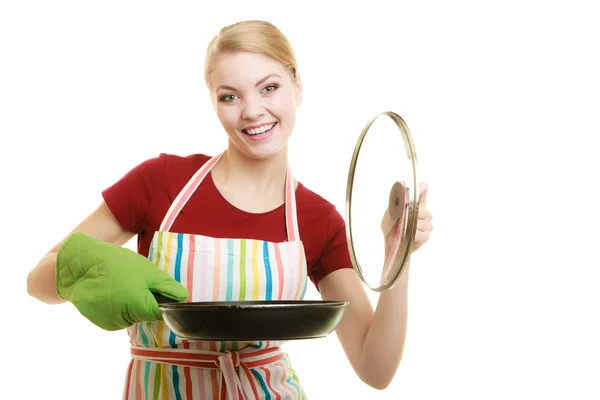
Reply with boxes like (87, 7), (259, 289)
(2, 1), (599, 399)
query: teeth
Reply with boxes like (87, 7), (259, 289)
(245, 123), (275, 135)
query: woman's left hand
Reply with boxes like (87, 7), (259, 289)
(381, 182), (433, 261)
(412, 182), (433, 253)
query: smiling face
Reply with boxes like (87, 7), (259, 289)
(210, 51), (303, 160)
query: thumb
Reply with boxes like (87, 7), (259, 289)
(150, 275), (190, 302)
(130, 290), (164, 322)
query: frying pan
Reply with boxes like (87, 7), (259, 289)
(153, 293), (348, 341)
(152, 111), (417, 342)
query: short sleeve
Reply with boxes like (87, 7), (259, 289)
(101, 153), (166, 234)
(309, 206), (355, 288)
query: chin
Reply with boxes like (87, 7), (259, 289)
(233, 129), (290, 161)
(242, 146), (286, 161)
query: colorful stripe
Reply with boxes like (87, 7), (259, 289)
(282, 354), (302, 399)
(174, 234), (183, 282)
(209, 370), (218, 399)
(251, 369), (271, 400)
(183, 366), (192, 400)
(251, 240), (259, 300)
(135, 360), (142, 398)
(172, 365), (182, 400)
(124, 153), (307, 399)
(161, 233), (173, 398)
(213, 239), (221, 301)
(124, 359), (134, 400)
(294, 243), (305, 300)
(156, 232), (164, 280)
(199, 235), (208, 308)
(130, 346), (286, 399)
(186, 235), (194, 304)
(274, 245), (284, 300)
(263, 241), (273, 300)
(195, 367), (205, 400)
(170, 233), (183, 348)
(226, 239), (234, 301)
(262, 366), (277, 399)
(239, 239), (247, 300)
(153, 363), (161, 399)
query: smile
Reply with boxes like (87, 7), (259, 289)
(242, 122), (277, 136)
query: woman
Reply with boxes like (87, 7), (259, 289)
(26, 20), (433, 399)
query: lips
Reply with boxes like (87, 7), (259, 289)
(242, 122), (277, 142)
(242, 122), (277, 136)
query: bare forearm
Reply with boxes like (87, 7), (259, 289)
(26, 202), (138, 305)
(26, 253), (65, 305)
(359, 267), (410, 389)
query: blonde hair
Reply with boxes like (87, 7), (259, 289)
(204, 20), (298, 91)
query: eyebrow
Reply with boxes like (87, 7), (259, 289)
(216, 73), (282, 92)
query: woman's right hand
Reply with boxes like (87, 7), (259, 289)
(55, 231), (189, 331)
(27, 201), (189, 331)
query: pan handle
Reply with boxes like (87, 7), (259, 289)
(152, 291), (180, 304)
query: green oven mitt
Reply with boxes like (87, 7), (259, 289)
(56, 232), (189, 331)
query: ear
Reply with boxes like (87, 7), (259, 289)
(295, 72), (303, 106)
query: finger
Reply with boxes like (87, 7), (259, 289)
(414, 230), (430, 246)
(418, 206), (433, 220)
(416, 219), (433, 232)
(415, 229), (429, 240)
(418, 182), (428, 206)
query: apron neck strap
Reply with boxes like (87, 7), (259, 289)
(159, 153), (222, 233)
(284, 164), (300, 242)
(159, 152), (300, 242)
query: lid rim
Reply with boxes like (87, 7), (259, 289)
(345, 111), (419, 292)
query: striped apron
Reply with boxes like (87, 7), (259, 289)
(122, 152), (309, 400)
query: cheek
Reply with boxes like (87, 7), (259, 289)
(216, 106), (239, 128)
(271, 95), (296, 122)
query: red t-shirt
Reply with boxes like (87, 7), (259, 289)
(101, 153), (354, 288)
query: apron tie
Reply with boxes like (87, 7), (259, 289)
(130, 346), (284, 399)
(217, 350), (247, 400)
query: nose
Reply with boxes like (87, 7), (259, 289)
(241, 95), (265, 120)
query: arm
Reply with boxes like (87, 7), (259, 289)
(318, 267), (410, 390)
(318, 183), (432, 390)
(26, 201), (135, 304)
(27, 153), (166, 305)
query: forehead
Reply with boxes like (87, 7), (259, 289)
(211, 51), (289, 90)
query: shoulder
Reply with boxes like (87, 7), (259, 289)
(135, 152), (213, 186)
(102, 152), (215, 203)
(117, 152), (213, 179)
(101, 152), (216, 236)
(158, 152), (213, 175)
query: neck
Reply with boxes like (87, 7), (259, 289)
(216, 142), (289, 193)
